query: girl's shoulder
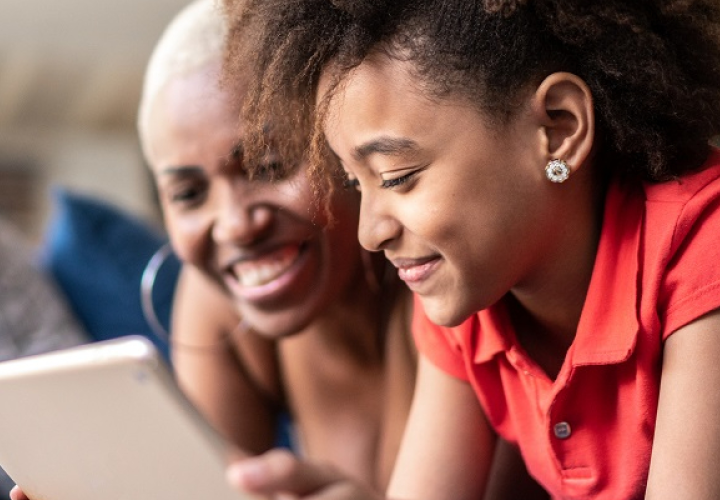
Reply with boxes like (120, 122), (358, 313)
(643, 147), (720, 204)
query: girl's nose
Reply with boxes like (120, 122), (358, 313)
(357, 194), (400, 252)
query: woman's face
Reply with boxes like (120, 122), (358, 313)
(322, 55), (567, 327)
(142, 63), (364, 337)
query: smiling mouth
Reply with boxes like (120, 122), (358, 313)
(397, 261), (435, 281)
(229, 245), (301, 288)
(392, 256), (441, 289)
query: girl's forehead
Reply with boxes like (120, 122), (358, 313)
(322, 56), (430, 125)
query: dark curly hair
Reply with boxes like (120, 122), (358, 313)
(223, 0), (720, 188)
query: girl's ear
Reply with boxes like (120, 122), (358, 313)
(531, 72), (595, 174)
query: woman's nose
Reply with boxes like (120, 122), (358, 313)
(211, 189), (274, 246)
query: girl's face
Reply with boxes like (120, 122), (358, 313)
(143, 63), (364, 337)
(322, 55), (568, 327)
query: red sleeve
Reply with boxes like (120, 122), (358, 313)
(659, 171), (720, 339)
(411, 294), (470, 381)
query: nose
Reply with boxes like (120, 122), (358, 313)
(357, 193), (401, 252)
(211, 184), (274, 246)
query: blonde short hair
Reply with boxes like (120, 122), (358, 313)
(137, 0), (227, 146)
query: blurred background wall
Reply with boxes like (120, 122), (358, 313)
(0, 0), (193, 242)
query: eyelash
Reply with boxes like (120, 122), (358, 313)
(381, 171), (416, 189)
(342, 168), (422, 191)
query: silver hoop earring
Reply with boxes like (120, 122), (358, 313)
(545, 159), (571, 183)
(140, 242), (175, 344)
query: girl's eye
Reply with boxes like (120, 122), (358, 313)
(381, 170), (417, 189)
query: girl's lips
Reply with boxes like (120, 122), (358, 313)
(392, 256), (441, 290)
(223, 243), (307, 301)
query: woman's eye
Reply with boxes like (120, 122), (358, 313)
(343, 177), (360, 191)
(251, 156), (297, 181)
(230, 145), (292, 182)
(253, 160), (283, 181)
(381, 171), (416, 189)
(166, 182), (207, 208)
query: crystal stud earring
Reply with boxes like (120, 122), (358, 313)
(545, 159), (570, 183)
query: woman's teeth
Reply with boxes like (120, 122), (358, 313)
(232, 246), (300, 287)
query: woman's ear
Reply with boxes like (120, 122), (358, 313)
(531, 72), (594, 174)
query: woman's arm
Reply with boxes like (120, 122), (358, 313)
(646, 308), (720, 498)
(225, 354), (495, 499)
(171, 265), (280, 454)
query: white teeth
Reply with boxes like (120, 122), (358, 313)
(232, 246), (300, 287)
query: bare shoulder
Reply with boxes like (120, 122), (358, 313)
(172, 265), (239, 344)
(173, 266), (279, 374)
(173, 266), (278, 367)
(172, 265), (282, 405)
(171, 265), (284, 452)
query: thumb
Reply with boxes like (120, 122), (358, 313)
(10, 486), (30, 500)
(227, 449), (347, 496)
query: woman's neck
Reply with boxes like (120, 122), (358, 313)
(301, 257), (404, 366)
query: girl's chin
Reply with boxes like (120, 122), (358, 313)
(419, 296), (473, 328)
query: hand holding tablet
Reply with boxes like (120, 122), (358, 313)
(0, 336), (260, 500)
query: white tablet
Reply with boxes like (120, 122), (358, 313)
(0, 335), (259, 500)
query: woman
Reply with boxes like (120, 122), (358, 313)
(137, 0), (416, 489)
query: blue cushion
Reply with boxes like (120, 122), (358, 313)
(39, 188), (180, 361)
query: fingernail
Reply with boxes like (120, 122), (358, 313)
(227, 460), (267, 488)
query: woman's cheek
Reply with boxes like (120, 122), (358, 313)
(166, 213), (212, 267)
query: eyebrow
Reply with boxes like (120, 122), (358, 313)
(353, 136), (420, 161)
(157, 165), (204, 177)
(158, 142), (243, 178)
(230, 142), (244, 158)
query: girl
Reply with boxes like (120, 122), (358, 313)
(219, 0), (720, 498)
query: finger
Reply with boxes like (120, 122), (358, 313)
(227, 449), (346, 496)
(273, 494), (299, 500)
(304, 480), (381, 500)
(9, 486), (29, 500)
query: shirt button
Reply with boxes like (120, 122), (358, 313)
(553, 421), (572, 439)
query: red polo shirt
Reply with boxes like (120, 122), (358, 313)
(413, 149), (720, 499)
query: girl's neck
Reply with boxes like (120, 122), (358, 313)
(508, 168), (608, 379)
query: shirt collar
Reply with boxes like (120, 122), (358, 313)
(569, 179), (643, 365)
(471, 179), (643, 366)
